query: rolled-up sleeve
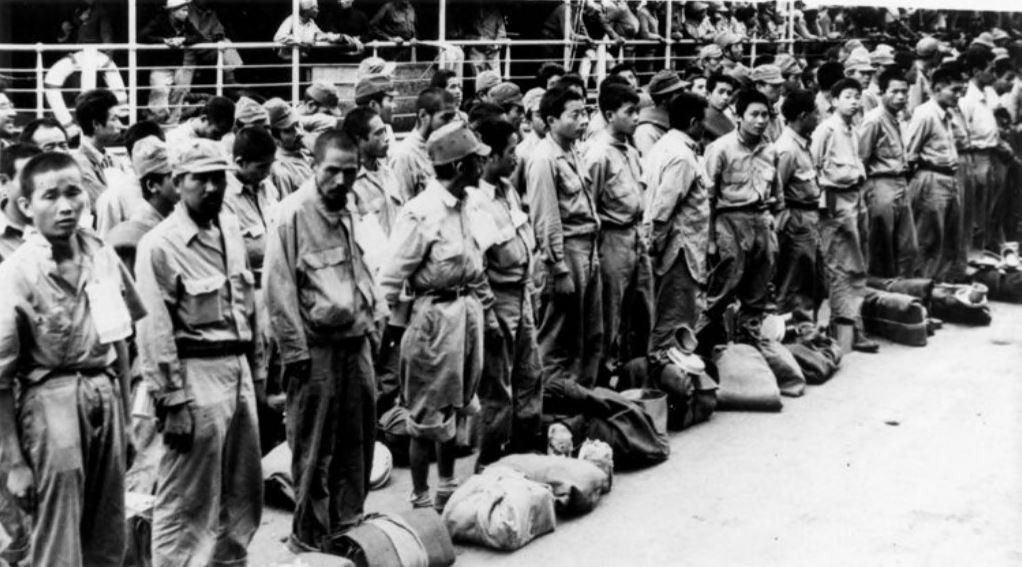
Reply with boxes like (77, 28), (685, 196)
(134, 237), (189, 406)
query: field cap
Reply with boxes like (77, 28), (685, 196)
(916, 36), (951, 57)
(490, 82), (523, 108)
(263, 97), (298, 130)
(427, 122), (490, 166)
(171, 138), (236, 177)
(305, 82), (341, 114)
(132, 136), (171, 178)
(355, 75), (398, 102)
(235, 96), (269, 127)
(751, 64), (784, 85)
(523, 87), (545, 113)
(165, 0), (191, 10)
(647, 70), (687, 96)
(475, 70), (501, 93)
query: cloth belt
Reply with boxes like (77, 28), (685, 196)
(961, 147), (995, 155)
(869, 171), (910, 180)
(785, 200), (819, 211)
(25, 366), (111, 387)
(175, 339), (252, 359)
(600, 219), (641, 231)
(716, 202), (769, 214)
(916, 162), (957, 176)
(416, 286), (471, 302)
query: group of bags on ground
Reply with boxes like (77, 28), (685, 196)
(275, 263), (1022, 566)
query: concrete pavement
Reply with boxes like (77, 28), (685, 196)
(251, 303), (1022, 567)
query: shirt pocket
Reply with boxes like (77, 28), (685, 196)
(231, 269), (257, 317)
(299, 246), (356, 329)
(180, 274), (226, 327)
(555, 161), (584, 197)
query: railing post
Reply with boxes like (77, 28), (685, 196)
(291, 45), (300, 107)
(664, 0), (673, 69)
(34, 43), (44, 119)
(596, 41), (607, 87)
(216, 41), (224, 96)
(128, 0), (137, 122)
(562, 0), (571, 69)
(503, 43), (511, 81)
(438, 0), (447, 69)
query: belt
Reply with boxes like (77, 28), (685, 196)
(785, 200), (819, 211)
(961, 147), (995, 155)
(822, 182), (863, 193)
(252, 268), (263, 289)
(489, 279), (528, 291)
(916, 162), (957, 176)
(716, 202), (769, 214)
(416, 286), (471, 302)
(600, 219), (641, 231)
(869, 171), (909, 180)
(175, 339), (252, 359)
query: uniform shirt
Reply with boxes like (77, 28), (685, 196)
(378, 179), (491, 307)
(959, 81), (1001, 151)
(135, 204), (259, 405)
(274, 15), (331, 59)
(905, 99), (960, 169)
(907, 63), (932, 117)
(861, 87), (881, 114)
(469, 178), (534, 286)
(223, 173), (281, 275)
(353, 162), (403, 238)
(582, 129), (644, 228)
(263, 180), (380, 365)
(764, 111), (785, 144)
(189, 5), (227, 40)
(166, 118), (203, 147)
(390, 129), (434, 204)
(810, 113), (866, 190)
(815, 92), (835, 119)
(369, 1), (417, 41)
(774, 126), (820, 206)
(95, 176), (147, 237)
(0, 228), (145, 390)
(459, 5), (507, 43)
(525, 135), (599, 278)
(858, 106), (908, 178)
(72, 138), (124, 213)
(642, 129), (710, 282)
(634, 106), (669, 156)
(106, 203), (167, 275)
(705, 130), (781, 210)
(704, 105), (736, 143)
(0, 210), (25, 263)
(271, 147), (314, 197)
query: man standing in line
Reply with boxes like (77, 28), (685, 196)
(858, 69), (918, 278)
(526, 87), (603, 389)
(752, 64), (786, 143)
(812, 78), (878, 353)
(264, 130), (382, 552)
(959, 47), (1002, 252)
(470, 118), (543, 468)
(72, 88), (128, 223)
(0, 144), (41, 263)
(643, 92), (711, 352)
(390, 88), (459, 203)
(343, 106), (403, 238)
(135, 139), (263, 566)
(634, 70), (687, 156)
(377, 123), (492, 511)
(774, 90), (825, 321)
(700, 90), (781, 345)
(265, 98), (314, 197)
(583, 83), (652, 381)
(0, 152), (145, 566)
(905, 68), (968, 282)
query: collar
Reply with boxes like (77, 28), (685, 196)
(593, 128), (631, 150)
(783, 126), (810, 150)
(170, 202), (226, 245)
(639, 106), (670, 129)
(79, 137), (106, 166)
(967, 81), (986, 103)
(669, 129), (701, 152)
(478, 179), (498, 200)
(133, 202), (166, 227)
(736, 130), (768, 153)
(228, 173), (266, 197)
(277, 146), (310, 161)
(410, 128), (427, 150)
(425, 178), (461, 209)
(0, 209), (24, 237)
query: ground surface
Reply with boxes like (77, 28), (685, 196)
(251, 303), (1022, 567)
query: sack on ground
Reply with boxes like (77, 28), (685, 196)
(621, 357), (718, 432)
(585, 388), (670, 469)
(785, 329), (842, 385)
(577, 438), (614, 483)
(931, 283), (992, 326)
(756, 338), (806, 397)
(712, 343), (782, 412)
(861, 289), (929, 346)
(333, 509), (455, 567)
(493, 453), (610, 515)
(442, 467), (556, 551)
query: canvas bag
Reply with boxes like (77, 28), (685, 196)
(442, 467), (556, 551)
(493, 453), (611, 516)
(712, 343), (783, 412)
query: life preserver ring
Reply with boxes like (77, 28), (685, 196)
(44, 48), (128, 128)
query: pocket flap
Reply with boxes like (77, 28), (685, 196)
(240, 270), (255, 285)
(182, 274), (226, 295)
(302, 246), (349, 269)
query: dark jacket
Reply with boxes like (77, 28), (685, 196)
(139, 13), (203, 68)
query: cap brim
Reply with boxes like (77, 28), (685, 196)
(650, 82), (686, 96)
(474, 143), (491, 158)
(182, 162), (237, 175)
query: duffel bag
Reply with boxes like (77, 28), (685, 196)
(332, 509), (454, 567)
(862, 290), (929, 346)
(712, 343), (783, 412)
(756, 339), (806, 397)
(493, 453), (611, 516)
(620, 388), (668, 435)
(287, 553), (356, 567)
(866, 277), (935, 303)
(931, 283), (992, 326)
(658, 363), (718, 431)
(994, 270), (1022, 303)
(442, 467), (556, 551)
(585, 388), (671, 469)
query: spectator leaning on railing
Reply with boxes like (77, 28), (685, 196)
(139, 0), (204, 125)
(274, 0), (362, 62)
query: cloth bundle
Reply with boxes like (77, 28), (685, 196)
(713, 343), (783, 412)
(442, 467), (556, 551)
